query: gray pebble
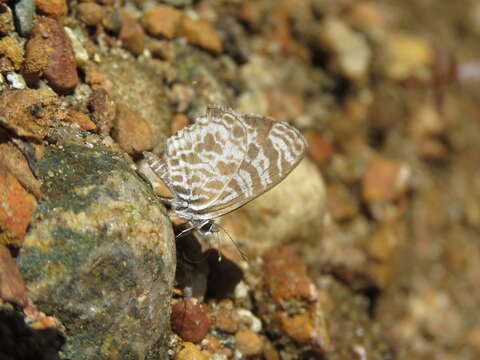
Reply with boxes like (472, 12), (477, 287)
(14, 0), (35, 37)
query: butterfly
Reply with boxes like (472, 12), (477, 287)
(144, 105), (307, 238)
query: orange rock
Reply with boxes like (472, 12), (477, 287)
(178, 16), (223, 53)
(175, 342), (208, 360)
(23, 34), (49, 81)
(277, 312), (316, 343)
(77, 2), (104, 26)
(0, 163), (36, 244)
(119, 12), (145, 56)
(0, 89), (59, 140)
(68, 109), (97, 131)
(304, 131), (334, 165)
(263, 246), (317, 304)
(362, 155), (411, 202)
(235, 330), (264, 356)
(112, 105), (153, 154)
(35, 0), (68, 19)
(0, 142), (43, 199)
(0, 36), (24, 71)
(142, 6), (183, 39)
(0, 244), (26, 306)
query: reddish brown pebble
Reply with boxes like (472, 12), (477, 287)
(88, 88), (115, 136)
(0, 89), (59, 140)
(119, 12), (145, 56)
(235, 330), (264, 356)
(142, 6), (183, 39)
(28, 17), (78, 94)
(35, 0), (68, 19)
(171, 113), (190, 135)
(178, 16), (223, 53)
(0, 163), (36, 244)
(171, 299), (210, 343)
(304, 131), (334, 165)
(68, 109), (97, 131)
(112, 105), (153, 154)
(362, 155), (410, 202)
(263, 246), (317, 304)
(0, 244), (26, 306)
(77, 2), (104, 26)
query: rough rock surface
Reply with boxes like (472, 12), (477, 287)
(17, 142), (176, 360)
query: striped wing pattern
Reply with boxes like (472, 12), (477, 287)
(146, 105), (307, 225)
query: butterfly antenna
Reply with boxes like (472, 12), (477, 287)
(176, 225), (196, 239)
(215, 223), (248, 262)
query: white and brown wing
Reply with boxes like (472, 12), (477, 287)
(154, 106), (249, 218)
(146, 106), (307, 223)
(194, 111), (307, 219)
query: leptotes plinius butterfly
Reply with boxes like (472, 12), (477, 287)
(144, 105), (307, 237)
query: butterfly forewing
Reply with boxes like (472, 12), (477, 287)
(163, 107), (248, 217)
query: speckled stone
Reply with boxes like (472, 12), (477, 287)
(17, 143), (176, 360)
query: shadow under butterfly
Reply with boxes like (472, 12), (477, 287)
(142, 104), (307, 268)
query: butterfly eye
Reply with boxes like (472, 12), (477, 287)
(199, 220), (215, 234)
